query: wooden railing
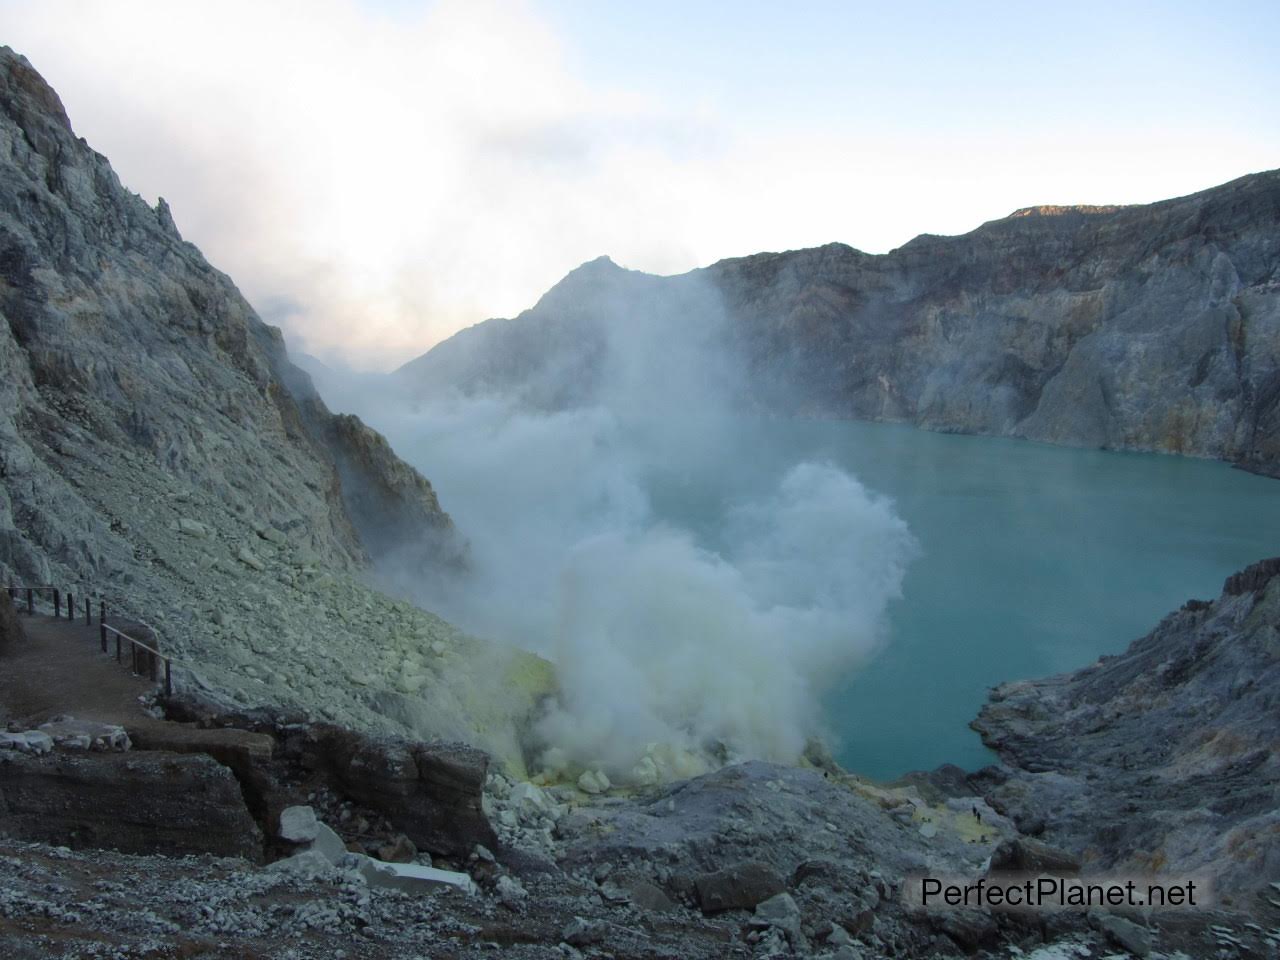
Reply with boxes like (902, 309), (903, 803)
(6, 582), (175, 697)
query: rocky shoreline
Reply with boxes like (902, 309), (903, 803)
(5, 559), (1280, 957)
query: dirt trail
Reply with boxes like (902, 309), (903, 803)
(0, 611), (270, 758)
(0, 612), (153, 727)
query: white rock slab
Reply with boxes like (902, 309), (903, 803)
(343, 854), (476, 895)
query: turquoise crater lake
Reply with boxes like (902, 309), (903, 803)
(648, 420), (1280, 781)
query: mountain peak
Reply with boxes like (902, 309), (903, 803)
(566, 254), (622, 276)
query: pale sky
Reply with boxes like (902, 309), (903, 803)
(3, 0), (1277, 369)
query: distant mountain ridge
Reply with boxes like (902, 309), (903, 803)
(401, 170), (1280, 476)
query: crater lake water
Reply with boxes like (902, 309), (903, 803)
(645, 420), (1280, 780)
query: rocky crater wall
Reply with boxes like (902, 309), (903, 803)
(402, 172), (1280, 476)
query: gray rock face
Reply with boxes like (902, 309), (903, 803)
(400, 176), (1280, 476)
(0, 48), (549, 761)
(0, 46), (456, 589)
(972, 556), (1280, 896)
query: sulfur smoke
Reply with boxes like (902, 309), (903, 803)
(311, 262), (916, 782)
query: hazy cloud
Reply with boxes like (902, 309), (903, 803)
(3, 0), (1274, 368)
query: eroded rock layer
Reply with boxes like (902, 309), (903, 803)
(0, 750), (262, 861)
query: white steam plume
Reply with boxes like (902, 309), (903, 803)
(314, 265), (917, 780)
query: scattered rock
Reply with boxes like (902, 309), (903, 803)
(752, 891), (802, 943)
(825, 922), (854, 946)
(309, 823), (348, 864)
(510, 781), (550, 815)
(495, 874), (527, 905)
(694, 861), (785, 914)
(177, 518), (209, 538)
(0, 730), (54, 755)
(577, 770), (610, 795)
(928, 909), (999, 951)
(256, 525), (288, 545)
(375, 833), (417, 864)
(266, 849), (338, 881)
(561, 916), (607, 946)
(597, 880), (630, 905)
(278, 805), (320, 843)
(36, 719), (132, 752)
(987, 837), (1080, 875)
(236, 546), (266, 571)
(1095, 913), (1153, 957)
(625, 879), (678, 913)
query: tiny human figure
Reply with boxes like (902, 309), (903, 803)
(972, 805), (982, 823)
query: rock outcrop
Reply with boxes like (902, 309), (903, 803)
(0, 47), (550, 761)
(400, 173), (1280, 476)
(972, 556), (1280, 899)
(281, 723), (497, 857)
(0, 749), (262, 861)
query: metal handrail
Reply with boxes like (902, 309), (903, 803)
(101, 622), (174, 697)
(7, 582), (176, 696)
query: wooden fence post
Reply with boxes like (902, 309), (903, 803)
(84, 596), (90, 627)
(165, 659), (172, 697)
(26, 588), (33, 614)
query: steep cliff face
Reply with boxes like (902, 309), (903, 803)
(0, 48), (545, 762)
(401, 173), (1280, 475)
(0, 47), (456, 589)
(972, 557), (1280, 896)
